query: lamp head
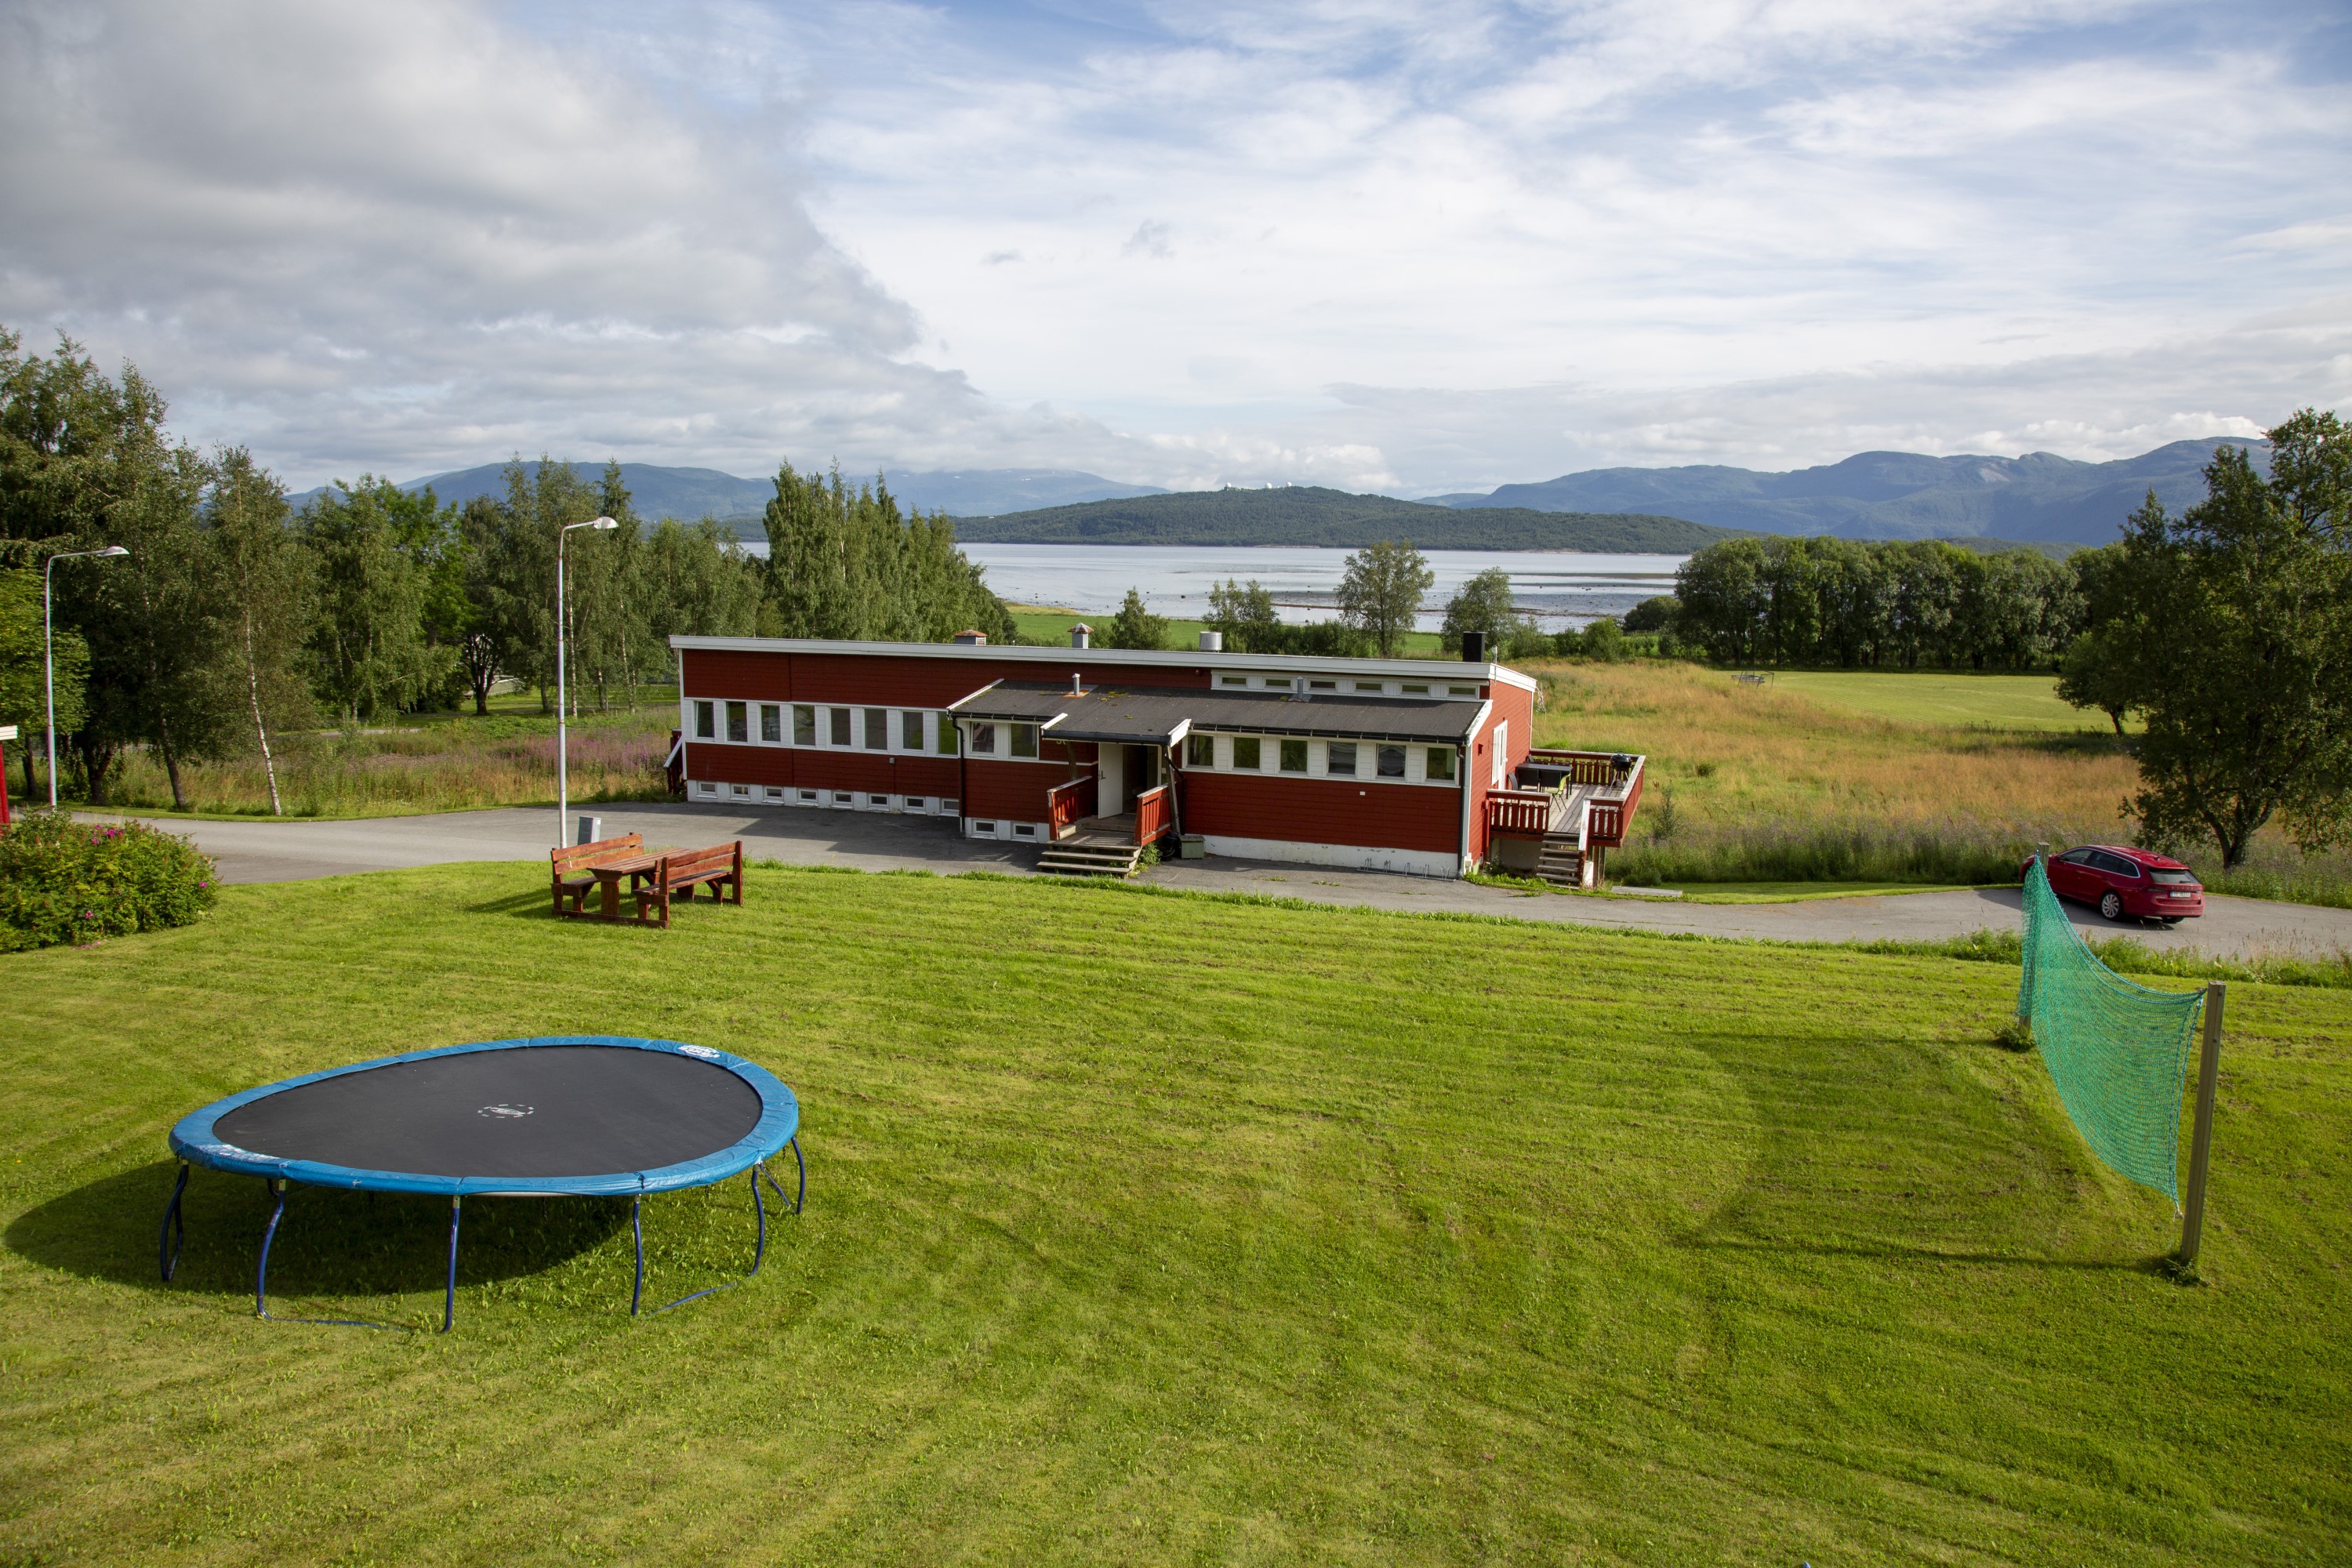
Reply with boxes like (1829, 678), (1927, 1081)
(98, 546), (129, 557)
(588, 516), (618, 531)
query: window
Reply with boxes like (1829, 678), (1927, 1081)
(1221, 675), (1249, 687)
(869, 794), (889, 807)
(974, 820), (996, 835)
(833, 791), (854, 804)
(726, 701), (749, 743)
(1309, 679), (1336, 691)
(797, 788), (818, 803)
(1263, 676), (1292, 689)
(1355, 681), (1384, 692)
(694, 700), (715, 739)
(1185, 732), (1215, 767)
(1491, 721), (1508, 788)
(760, 704), (782, 742)
(971, 723), (996, 754)
(1402, 683), (1429, 695)
(1426, 746), (1455, 782)
(731, 782), (750, 797)
(942, 797), (960, 815)
(2056, 848), (2095, 865)
(1450, 684), (1477, 696)
(902, 710), (924, 750)
(1232, 736), (1261, 769)
(937, 717), (958, 756)
(764, 785), (784, 800)
(1010, 724), (1038, 758)
(1377, 745), (1406, 778)
(693, 780), (718, 797)
(829, 707), (851, 746)
(1279, 739), (1307, 772)
(864, 708), (887, 750)
(1327, 742), (1357, 776)
(793, 705), (815, 746)
(1014, 823), (1037, 837)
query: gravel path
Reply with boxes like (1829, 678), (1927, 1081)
(97, 803), (2352, 964)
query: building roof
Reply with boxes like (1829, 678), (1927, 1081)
(950, 681), (1485, 745)
(666, 634), (1537, 695)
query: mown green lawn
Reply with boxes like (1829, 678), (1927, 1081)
(1757, 670), (2130, 733)
(3, 866), (2347, 1566)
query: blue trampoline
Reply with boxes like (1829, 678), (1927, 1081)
(162, 1035), (802, 1330)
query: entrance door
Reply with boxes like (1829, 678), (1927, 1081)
(1121, 745), (1158, 812)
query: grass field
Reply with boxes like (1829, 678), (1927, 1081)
(1530, 660), (2351, 905)
(1757, 670), (2136, 734)
(5, 865), (2348, 1565)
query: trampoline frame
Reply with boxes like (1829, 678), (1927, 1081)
(159, 1035), (803, 1330)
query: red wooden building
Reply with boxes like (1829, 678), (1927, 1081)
(669, 633), (1642, 882)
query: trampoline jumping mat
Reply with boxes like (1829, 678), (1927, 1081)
(172, 1036), (799, 1196)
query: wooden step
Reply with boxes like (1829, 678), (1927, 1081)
(1037, 841), (1146, 877)
(1535, 846), (1585, 888)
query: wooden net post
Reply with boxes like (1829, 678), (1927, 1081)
(2177, 982), (2226, 1269)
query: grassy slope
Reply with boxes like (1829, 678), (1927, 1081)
(4, 865), (2347, 1566)
(1760, 671), (2135, 735)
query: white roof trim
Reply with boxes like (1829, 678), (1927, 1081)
(669, 634), (1536, 691)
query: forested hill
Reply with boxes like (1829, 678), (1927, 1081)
(949, 487), (1732, 551)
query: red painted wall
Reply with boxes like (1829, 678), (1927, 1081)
(1460, 681), (1536, 862)
(960, 757), (1061, 822)
(1179, 771), (1461, 853)
(681, 648), (1215, 707)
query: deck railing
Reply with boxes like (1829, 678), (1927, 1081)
(1584, 757), (1644, 847)
(1485, 789), (1555, 840)
(666, 731), (686, 797)
(1134, 783), (1173, 845)
(1048, 772), (1099, 836)
(1523, 748), (1634, 786)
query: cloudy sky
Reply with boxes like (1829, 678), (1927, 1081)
(3, 0), (2347, 494)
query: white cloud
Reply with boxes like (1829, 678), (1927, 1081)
(1, 0), (2345, 495)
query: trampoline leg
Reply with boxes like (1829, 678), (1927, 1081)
(791, 1134), (805, 1214)
(630, 1196), (645, 1316)
(160, 1162), (190, 1282)
(256, 1179), (287, 1319)
(441, 1196), (462, 1334)
(749, 1163), (768, 1279)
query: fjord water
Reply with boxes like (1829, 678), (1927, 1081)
(738, 542), (1685, 630)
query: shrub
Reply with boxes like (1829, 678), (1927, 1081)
(0, 811), (218, 951)
(1624, 595), (1679, 633)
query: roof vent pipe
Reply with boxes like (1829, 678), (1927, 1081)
(1461, 630), (1485, 662)
(1069, 623), (1091, 649)
(1199, 630), (1223, 652)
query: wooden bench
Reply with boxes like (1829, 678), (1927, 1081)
(551, 833), (647, 920)
(635, 840), (745, 930)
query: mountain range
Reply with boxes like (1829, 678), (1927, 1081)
(949, 487), (1724, 552)
(289, 463), (1163, 521)
(1425, 438), (2263, 545)
(285, 437), (2263, 550)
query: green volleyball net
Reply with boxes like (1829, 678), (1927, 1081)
(2016, 859), (2205, 1202)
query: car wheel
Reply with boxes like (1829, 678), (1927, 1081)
(2099, 891), (2125, 921)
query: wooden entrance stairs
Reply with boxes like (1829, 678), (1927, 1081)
(1535, 837), (1587, 889)
(1038, 814), (1149, 878)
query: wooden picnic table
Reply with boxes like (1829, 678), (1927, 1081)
(579, 851), (662, 922)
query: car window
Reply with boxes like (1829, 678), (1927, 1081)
(2151, 868), (2198, 886)
(2094, 851), (2141, 877)
(2056, 848), (2094, 864)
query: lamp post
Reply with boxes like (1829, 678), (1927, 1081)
(45, 545), (129, 809)
(557, 517), (619, 847)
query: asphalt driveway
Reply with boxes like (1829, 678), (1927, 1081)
(96, 802), (2352, 965)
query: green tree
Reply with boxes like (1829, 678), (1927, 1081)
(1439, 567), (1530, 655)
(202, 449), (312, 814)
(0, 568), (86, 801)
(760, 461), (1013, 644)
(1338, 539), (1432, 658)
(1104, 587), (1169, 650)
(2063, 412), (2351, 866)
(638, 517), (763, 651)
(300, 477), (434, 726)
(1623, 595), (1678, 633)
(1207, 577), (1283, 652)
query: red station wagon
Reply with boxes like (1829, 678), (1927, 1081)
(2024, 844), (2205, 924)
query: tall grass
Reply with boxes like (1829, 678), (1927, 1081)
(1533, 658), (2352, 906)
(89, 707), (673, 818)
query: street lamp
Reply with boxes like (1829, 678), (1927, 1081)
(45, 545), (129, 809)
(557, 517), (619, 847)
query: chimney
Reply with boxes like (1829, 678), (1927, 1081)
(1069, 623), (1092, 649)
(1461, 630), (1485, 662)
(1199, 630), (1224, 652)
(953, 629), (987, 646)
